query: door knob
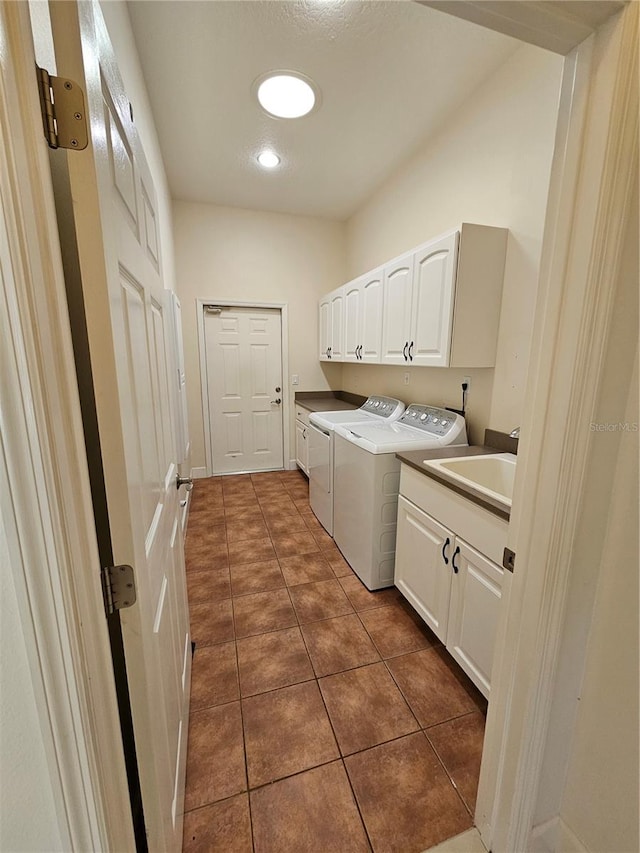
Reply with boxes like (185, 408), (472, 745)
(275, 386), (281, 393)
(176, 474), (193, 491)
(270, 398), (282, 405)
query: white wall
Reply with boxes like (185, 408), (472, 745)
(173, 202), (346, 470)
(343, 44), (562, 444)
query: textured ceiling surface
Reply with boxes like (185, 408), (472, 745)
(128, 0), (520, 219)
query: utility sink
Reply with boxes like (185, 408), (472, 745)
(423, 453), (517, 510)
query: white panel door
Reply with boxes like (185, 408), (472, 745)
(205, 306), (284, 474)
(344, 279), (361, 362)
(43, 3), (191, 849)
(411, 231), (459, 366)
(381, 253), (413, 364)
(360, 269), (384, 362)
(395, 496), (453, 642)
(447, 539), (503, 698)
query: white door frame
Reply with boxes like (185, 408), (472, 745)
(0, 2), (133, 849)
(196, 299), (290, 477)
(476, 5), (638, 851)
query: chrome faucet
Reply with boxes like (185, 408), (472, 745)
(509, 426), (520, 438)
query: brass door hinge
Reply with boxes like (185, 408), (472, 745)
(37, 66), (88, 150)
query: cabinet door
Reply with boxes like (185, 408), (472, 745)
(319, 297), (330, 360)
(410, 230), (459, 367)
(447, 539), (503, 698)
(381, 253), (413, 364)
(343, 280), (361, 362)
(295, 421), (308, 474)
(330, 289), (345, 360)
(360, 270), (383, 362)
(395, 496), (453, 642)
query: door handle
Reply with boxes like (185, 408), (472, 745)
(403, 341), (408, 361)
(452, 545), (460, 574)
(270, 398), (282, 405)
(408, 341), (414, 361)
(275, 386), (281, 393)
(176, 474), (193, 491)
(441, 537), (450, 565)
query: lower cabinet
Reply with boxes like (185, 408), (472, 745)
(395, 489), (505, 698)
(295, 406), (310, 475)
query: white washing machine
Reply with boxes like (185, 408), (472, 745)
(308, 396), (405, 536)
(333, 405), (467, 590)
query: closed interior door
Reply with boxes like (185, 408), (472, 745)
(205, 306), (284, 474)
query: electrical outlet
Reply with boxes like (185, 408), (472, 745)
(291, 374), (299, 386)
(403, 372), (410, 385)
(462, 375), (471, 391)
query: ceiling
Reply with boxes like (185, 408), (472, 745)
(128, 1), (522, 220)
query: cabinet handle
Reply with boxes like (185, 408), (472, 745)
(328, 346), (332, 359)
(441, 537), (450, 565)
(452, 545), (460, 574)
(409, 341), (414, 361)
(403, 341), (408, 361)
(358, 345), (362, 359)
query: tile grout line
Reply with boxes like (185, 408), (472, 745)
(186, 472), (481, 848)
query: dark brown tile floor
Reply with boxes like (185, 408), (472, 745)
(182, 470), (487, 853)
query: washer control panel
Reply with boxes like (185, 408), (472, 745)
(360, 396), (405, 419)
(398, 405), (464, 437)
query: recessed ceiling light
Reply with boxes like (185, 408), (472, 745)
(257, 150), (281, 169)
(255, 71), (319, 119)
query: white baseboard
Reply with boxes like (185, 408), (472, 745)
(190, 466), (207, 479)
(530, 816), (588, 853)
(288, 458), (297, 471)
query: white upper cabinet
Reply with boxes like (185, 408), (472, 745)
(330, 288), (345, 360)
(381, 253), (414, 364)
(344, 280), (361, 362)
(319, 223), (507, 367)
(381, 229), (462, 367)
(411, 230), (459, 367)
(344, 269), (384, 363)
(360, 271), (384, 362)
(319, 295), (331, 360)
(319, 287), (344, 361)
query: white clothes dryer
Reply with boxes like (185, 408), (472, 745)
(333, 405), (467, 590)
(307, 396), (405, 536)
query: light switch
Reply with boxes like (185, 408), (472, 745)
(291, 374), (299, 386)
